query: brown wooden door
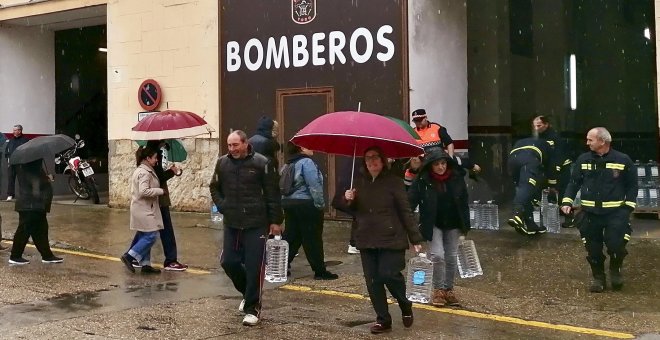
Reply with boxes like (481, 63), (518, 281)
(276, 87), (338, 218)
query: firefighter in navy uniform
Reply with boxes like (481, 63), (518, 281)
(507, 136), (556, 235)
(561, 127), (637, 293)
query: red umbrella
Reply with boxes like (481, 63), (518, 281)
(291, 111), (423, 158)
(132, 110), (214, 140)
(291, 111), (424, 187)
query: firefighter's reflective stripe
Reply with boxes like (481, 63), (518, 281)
(510, 145), (543, 162)
(563, 159), (572, 166)
(582, 237), (587, 244)
(528, 178), (537, 186)
(548, 179), (557, 185)
(624, 201), (636, 209)
(605, 163), (626, 170)
(562, 197), (574, 205)
(546, 140), (555, 146)
(581, 164), (592, 170)
(555, 166), (561, 171)
(623, 234), (631, 241)
(580, 200), (628, 208)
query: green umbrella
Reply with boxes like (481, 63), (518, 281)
(135, 139), (188, 162)
(383, 116), (421, 139)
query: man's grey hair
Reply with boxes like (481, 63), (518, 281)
(13, 124), (22, 130)
(592, 127), (612, 143)
(229, 130), (248, 142)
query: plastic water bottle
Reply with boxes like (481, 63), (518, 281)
(648, 160), (659, 185)
(541, 190), (561, 233)
(637, 188), (649, 208)
(649, 187), (659, 208)
(456, 239), (483, 278)
(483, 200), (499, 230)
(635, 160), (646, 187)
(210, 202), (223, 223)
(532, 206), (542, 227)
(265, 235), (289, 283)
(469, 201), (481, 230)
(406, 253), (434, 303)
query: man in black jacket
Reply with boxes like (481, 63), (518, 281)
(8, 160), (62, 264)
(5, 125), (29, 200)
(210, 130), (283, 327)
(561, 127), (637, 293)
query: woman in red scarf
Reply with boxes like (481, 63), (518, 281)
(408, 149), (480, 307)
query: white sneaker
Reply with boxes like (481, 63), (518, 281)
(5, 196), (12, 201)
(347, 245), (360, 254)
(242, 314), (259, 326)
(238, 299), (245, 313)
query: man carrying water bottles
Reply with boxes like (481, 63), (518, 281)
(210, 130), (283, 326)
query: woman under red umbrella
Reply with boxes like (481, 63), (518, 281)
(336, 146), (424, 334)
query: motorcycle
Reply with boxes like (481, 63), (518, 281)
(55, 136), (100, 204)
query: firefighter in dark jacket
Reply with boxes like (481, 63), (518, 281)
(209, 130), (283, 326)
(507, 136), (556, 235)
(561, 127), (637, 293)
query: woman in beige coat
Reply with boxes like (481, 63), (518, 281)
(120, 146), (165, 274)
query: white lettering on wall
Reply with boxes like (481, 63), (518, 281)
(244, 38), (264, 71)
(266, 36), (290, 69)
(311, 32), (326, 66)
(226, 25), (395, 72)
(328, 31), (347, 65)
(292, 35), (309, 67)
(349, 27), (373, 64)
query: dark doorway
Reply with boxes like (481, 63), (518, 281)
(54, 25), (108, 174)
(276, 87), (338, 217)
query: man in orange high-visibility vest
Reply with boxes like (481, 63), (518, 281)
(411, 109), (455, 156)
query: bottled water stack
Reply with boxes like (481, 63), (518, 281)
(406, 253), (434, 303)
(532, 206), (542, 226)
(456, 239), (483, 278)
(637, 188), (650, 208)
(648, 160), (659, 184)
(649, 187), (659, 208)
(469, 201), (481, 230)
(265, 235), (289, 283)
(210, 202), (223, 223)
(635, 160), (647, 187)
(541, 190), (561, 233)
(482, 200), (499, 230)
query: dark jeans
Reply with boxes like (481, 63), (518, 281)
(7, 164), (16, 197)
(10, 211), (55, 259)
(130, 206), (178, 265)
(283, 201), (326, 274)
(360, 248), (412, 325)
(220, 226), (267, 316)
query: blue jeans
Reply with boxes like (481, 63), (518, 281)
(130, 206), (178, 266)
(429, 228), (460, 290)
(128, 231), (159, 265)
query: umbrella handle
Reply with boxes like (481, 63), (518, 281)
(350, 142), (356, 190)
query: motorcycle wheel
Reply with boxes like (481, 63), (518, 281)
(68, 175), (90, 200)
(87, 177), (100, 204)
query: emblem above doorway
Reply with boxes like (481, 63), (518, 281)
(292, 0), (316, 24)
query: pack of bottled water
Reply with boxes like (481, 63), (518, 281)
(532, 206), (542, 226)
(541, 189), (561, 233)
(456, 239), (483, 278)
(406, 253), (434, 303)
(634, 160), (660, 209)
(210, 202), (223, 223)
(469, 200), (499, 230)
(265, 235), (289, 283)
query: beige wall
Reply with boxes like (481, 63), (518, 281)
(657, 0), (660, 132)
(106, 0), (220, 211)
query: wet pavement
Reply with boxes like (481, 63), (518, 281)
(0, 200), (659, 339)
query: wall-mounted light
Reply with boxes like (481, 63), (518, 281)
(569, 54), (577, 110)
(98, 47), (107, 53)
(644, 27), (651, 40)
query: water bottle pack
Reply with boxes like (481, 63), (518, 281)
(469, 200), (500, 230)
(406, 253), (434, 303)
(635, 160), (660, 209)
(541, 189), (561, 233)
(456, 239), (483, 278)
(265, 235), (289, 283)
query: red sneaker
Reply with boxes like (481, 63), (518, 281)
(164, 262), (188, 271)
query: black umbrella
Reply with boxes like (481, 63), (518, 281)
(9, 134), (76, 165)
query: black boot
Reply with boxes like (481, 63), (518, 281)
(508, 205), (528, 235)
(610, 255), (624, 291)
(524, 216), (547, 235)
(0, 215), (6, 251)
(589, 262), (606, 293)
